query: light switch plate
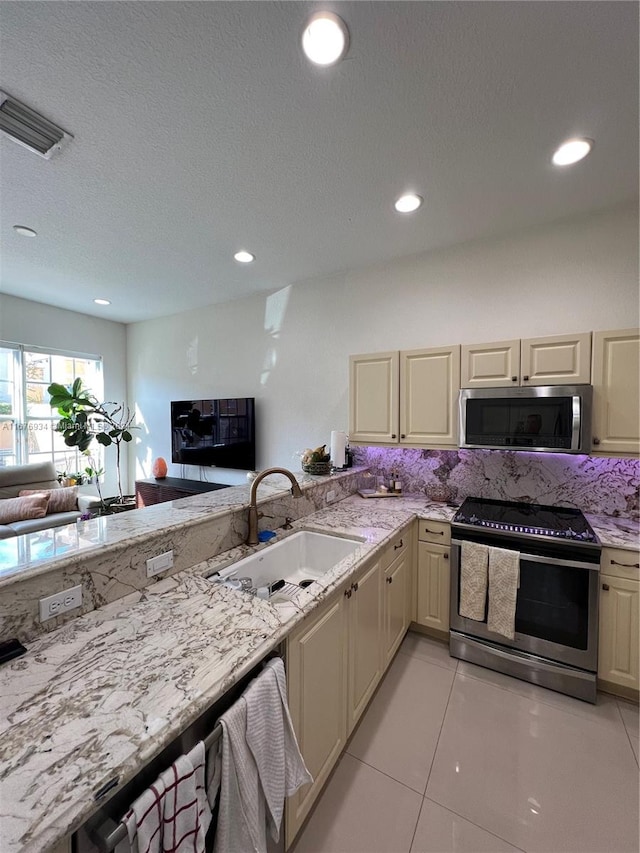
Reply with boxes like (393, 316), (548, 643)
(39, 585), (83, 622)
(146, 550), (174, 578)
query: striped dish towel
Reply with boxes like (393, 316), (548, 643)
(123, 741), (211, 853)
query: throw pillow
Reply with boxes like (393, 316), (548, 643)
(0, 494), (50, 524)
(19, 486), (78, 514)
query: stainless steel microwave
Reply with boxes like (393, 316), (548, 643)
(459, 385), (593, 453)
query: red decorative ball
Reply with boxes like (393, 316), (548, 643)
(152, 457), (168, 479)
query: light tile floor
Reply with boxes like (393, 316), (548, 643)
(293, 632), (639, 853)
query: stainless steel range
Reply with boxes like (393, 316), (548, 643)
(449, 497), (601, 703)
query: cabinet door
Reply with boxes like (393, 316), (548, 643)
(383, 549), (411, 668)
(286, 594), (347, 846)
(400, 346), (460, 447)
(521, 332), (591, 386)
(461, 340), (521, 388)
(592, 329), (640, 455)
(347, 560), (383, 732)
(416, 542), (451, 635)
(349, 352), (399, 443)
(598, 574), (639, 692)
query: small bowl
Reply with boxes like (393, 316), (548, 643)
(424, 484), (456, 503)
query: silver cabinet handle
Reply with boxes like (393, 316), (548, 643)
(611, 559), (640, 569)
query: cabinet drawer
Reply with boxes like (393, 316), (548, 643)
(380, 531), (410, 570)
(601, 547), (640, 582)
(418, 519), (451, 546)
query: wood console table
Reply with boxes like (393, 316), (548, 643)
(135, 477), (231, 508)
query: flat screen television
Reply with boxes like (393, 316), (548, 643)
(170, 398), (255, 470)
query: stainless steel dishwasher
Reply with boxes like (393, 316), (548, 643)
(74, 645), (286, 853)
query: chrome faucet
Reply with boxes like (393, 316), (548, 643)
(247, 467), (303, 546)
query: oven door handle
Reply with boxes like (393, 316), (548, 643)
(451, 539), (599, 571)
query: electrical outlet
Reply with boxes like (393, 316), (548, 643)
(146, 550), (174, 578)
(39, 585), (83, 622)
(326, 490), (337, 504)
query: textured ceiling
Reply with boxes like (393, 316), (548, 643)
(0, 1), (637, 324)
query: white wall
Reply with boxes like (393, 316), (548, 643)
(127, 202), (639, 483)
(0, 294), (128, 495)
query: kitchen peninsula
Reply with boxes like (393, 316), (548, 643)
(0, 468), (638, 853)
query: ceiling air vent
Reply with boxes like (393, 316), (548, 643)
(0, 90), (73, 159)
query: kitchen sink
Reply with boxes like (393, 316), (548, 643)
(209, 530), (364, 595)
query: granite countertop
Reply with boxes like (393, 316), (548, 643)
(0, 495), (426, 853)
(1, 493), (637, 853)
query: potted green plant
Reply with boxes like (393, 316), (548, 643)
(48, 378), (137, 508)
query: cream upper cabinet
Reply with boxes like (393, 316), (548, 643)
(347, 559), (383, 732)
(591, 328), (640, 455)
(349, 351), (399, 443)
(520, 332), (592, 386)
(461, 339), (521, 388)
(349, 347), (460, 448)
(462, 333), (591, 388)
(400, 346), (460, 447)
(598, 547), (640, 695)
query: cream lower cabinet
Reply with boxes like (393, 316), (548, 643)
(598, 547), (640, 697)
(286, 537), (413, 847)
(415, 520), (451, 637)
(286, 557), (384, 846)
(347, 558), (383, 731)
(286, 592), (348, 847)
(382, 530), (412, 667)
(591, 328), (640, 455)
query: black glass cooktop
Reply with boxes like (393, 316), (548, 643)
(453, 497), (598, 543)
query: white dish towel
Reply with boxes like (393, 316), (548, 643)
(487, 546), (520, 639)
(123, 741), (211, 853)
(459, 541), (489, 621)
(214, 658), (312, 853)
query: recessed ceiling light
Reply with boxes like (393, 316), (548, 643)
(93, 298), (111, 306)
(13, 225), (37, 237)
(302, 12), (349, 66)
(552, 138), (593, 166)
(394, 193), (423, 214)
(234, 250), (255, 263)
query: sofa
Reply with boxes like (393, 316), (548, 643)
(0, 461), (102, 539)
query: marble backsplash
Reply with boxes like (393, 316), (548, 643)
(353, 447), (640, 517)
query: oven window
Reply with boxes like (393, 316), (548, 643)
(465, 397), (574, 449)
(515, 559), (590, 649)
